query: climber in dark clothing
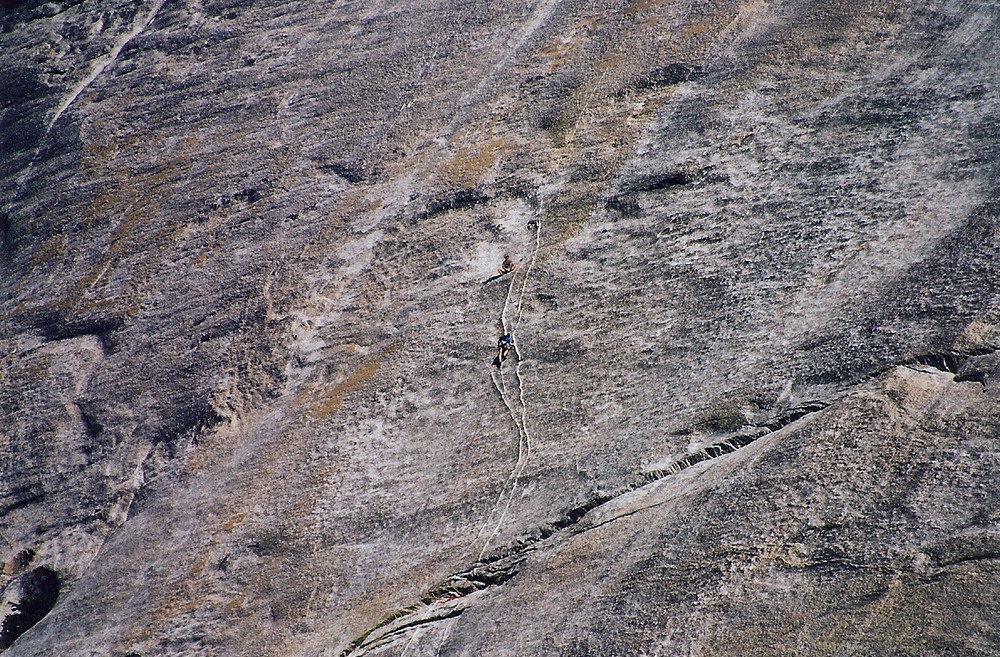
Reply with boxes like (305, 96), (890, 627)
(493, 333), (514, 367)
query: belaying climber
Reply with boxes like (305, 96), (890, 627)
(493, 333), (514, 368)
(497, 254), (516, 275)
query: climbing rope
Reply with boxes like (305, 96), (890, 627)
(477, 216), (542, 559)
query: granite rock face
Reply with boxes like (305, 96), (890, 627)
(1, 0), (999, 655)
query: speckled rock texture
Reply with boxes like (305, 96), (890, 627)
(1, 0), (999, 655)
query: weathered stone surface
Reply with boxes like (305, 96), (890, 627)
(1, 0), (998, 655)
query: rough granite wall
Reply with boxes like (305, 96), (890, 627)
(1, 0), (998, 655)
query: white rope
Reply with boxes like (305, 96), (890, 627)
(477, 215), (543, 559)
(473, 366), (524, 557)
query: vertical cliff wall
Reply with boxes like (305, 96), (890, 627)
(2, 1), (999, 655)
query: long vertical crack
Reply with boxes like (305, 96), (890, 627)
(474, 364), (527, 555)
(478, 216), (543, 559)
(471, 271), (525, 555)
(511, 216), (542, 334)
(475, 315), (526, 554)
(477, 368), (529, 560)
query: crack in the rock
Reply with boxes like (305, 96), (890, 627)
(0, 211), (11, 257)
(346, 606), (464, 656)
(922, 531), (1000, 570)
(338, 348), (998, 656)
(644, 401), (830, 480)
(429, 551), (528, 601)
(0, 486), (45, 516)
(906, 347), (1000, 389)
(761, 401), (831, 430)
(35, 313), (124, 354)
(646, 431), (765, 478)
(471, 267), (521, 554)
(572, 500), (662, 535)
(620, 171), (695, 194)
(897, 347), (1000, 388)
(338, 403), (832, 655)
(864, 347), (997, 381)
(74, 401), (104, 440)
(340, 395), (834, 656)
(908, 350), (982, 375)
(477, 215), (542, 560)
(633, 63), (703, 90)
(604, 168), (725, 216)
(418, 188), (492, 222)
(477, 338), (523, 555)
(931, 550), (1000, 569)
(318, 161), (367, 184)
(339, 552), (527, 657)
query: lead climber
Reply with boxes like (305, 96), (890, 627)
(497, 255), (516, 275)
(493, 333), (514, 367)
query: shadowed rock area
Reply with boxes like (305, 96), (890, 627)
(1, 0), (998, 655)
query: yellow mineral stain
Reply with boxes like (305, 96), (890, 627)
(27, 233), (66, 270)
(311, 358), (382, 420)
(221, 512), (247, 532)
(683, 20), (712, 36)
(624, 0), (667, 15)
(152, 592), (209, 622)
(441, 134), (508, 188)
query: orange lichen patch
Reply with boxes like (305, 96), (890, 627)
(82, 133), (139, 177)
(221, 512), (247, 532)
(534, 17), (596, 74)
(64, 141), (202, 314)
(311, 358), (382, 421)
(27, 232), (67, 270)
(82, 142), (117, 173)
(83, 130), (198, 237)
(683, 20), (712, 36)
(535, 40), (570, 68)
(152, 595), (209, 622)
(594, 51), (626, 73)
(305, 342), (402, 421)
(624, 0), (668, 15)
(536, 34), (575, 58)
(440, 135), (509, 188)
(21, 356), (52, 384)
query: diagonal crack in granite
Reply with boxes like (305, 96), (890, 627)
(337, 345), (1000, 656)
(338, 392), (833, 657)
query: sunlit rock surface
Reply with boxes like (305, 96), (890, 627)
(1, 0), (998, 655)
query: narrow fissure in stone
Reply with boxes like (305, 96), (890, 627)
(909, 348), (996, 376)
(341, 393), (834, 657)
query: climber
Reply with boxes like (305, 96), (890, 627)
(497, 254), (516, 275)
(493, 333), (514, 367)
